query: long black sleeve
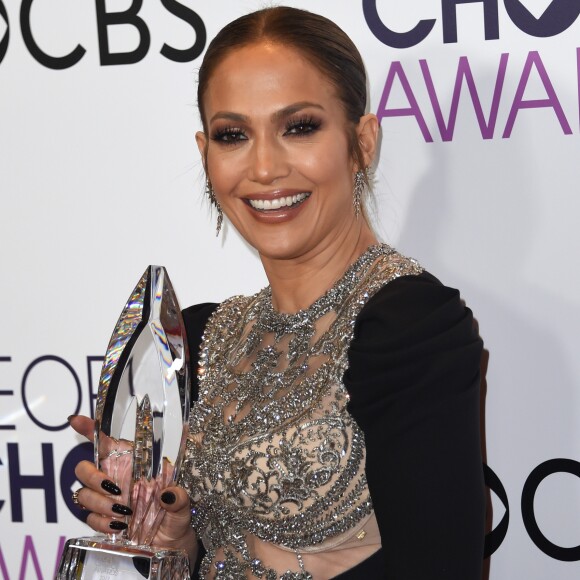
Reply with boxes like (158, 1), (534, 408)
(181, 301), (218, 578)
(343, 272), (485, 579)
(182, 302), (219, 402)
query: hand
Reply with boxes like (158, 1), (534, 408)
(70, 415), (134, 535)
(69, 415), (197, 560)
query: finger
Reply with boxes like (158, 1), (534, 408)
(76, 486), (133, 519)
(75, 460), (122, 496)
(97, 435), (133, 460)
(154, 486), (194, 546)
(69, 415), (131, 460)
(160, 486), (190, 514)
(86, 511), (129, 534)
(68, 415), (95, 441)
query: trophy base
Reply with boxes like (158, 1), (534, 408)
(57, 536), (190, 580)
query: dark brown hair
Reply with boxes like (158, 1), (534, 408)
(197, 6), (368, 172)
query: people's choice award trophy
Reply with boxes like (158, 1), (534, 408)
(58, 266), (191, 579)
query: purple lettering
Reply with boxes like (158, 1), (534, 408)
(503, 50), (572, 138)
(19, 536), (43, 580)
(0, 535), (67, 580)
(52, 536), (67, 579)
(0, 543), (9, 580)
(376, 61), (433, 142)
(421, 53), (509, 141)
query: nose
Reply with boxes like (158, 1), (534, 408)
(247, 132), (290, 185)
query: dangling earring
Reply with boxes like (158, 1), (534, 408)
(206, 177), (223, 236)
(353, 168), (367, 218)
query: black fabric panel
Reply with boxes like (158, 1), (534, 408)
(182, 302), (218, 403)
(181, 301), (218, 578)
(344, 272), (485, 579)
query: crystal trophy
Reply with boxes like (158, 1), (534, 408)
(58, 266), (191, 579)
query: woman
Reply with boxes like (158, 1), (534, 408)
(71, 7), (485, 579)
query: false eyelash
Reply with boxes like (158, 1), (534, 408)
(211, 126), (247, 143)
(284, 115), (322, 135)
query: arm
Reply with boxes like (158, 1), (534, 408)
(182, 302), (219, 402)
(344, 272), (485, 580)
(181, 302), (219, 575)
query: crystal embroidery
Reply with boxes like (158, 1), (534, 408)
(180, 244), (422, 578)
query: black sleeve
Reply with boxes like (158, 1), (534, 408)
(343, 272), (485, 580)
(182, 302), (219, 402)
(181, 301), (218, 578)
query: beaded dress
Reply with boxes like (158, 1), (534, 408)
(179, 244), (422, 579)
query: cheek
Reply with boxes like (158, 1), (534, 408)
(297, 136), (352, 185)
(207, 152), (242, 195)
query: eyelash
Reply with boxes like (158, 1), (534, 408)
(211, 127), (246, 144)
(210, 116), (322, 145)
(284, 116), (322, 136)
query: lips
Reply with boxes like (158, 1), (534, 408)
(247, 192), (311, 211)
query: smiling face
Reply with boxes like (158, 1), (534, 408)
(197, 42), (377, 263)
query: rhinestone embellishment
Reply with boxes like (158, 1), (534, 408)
(180, 244), (422, 578)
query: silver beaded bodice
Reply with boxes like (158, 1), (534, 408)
(180, 245), (422, 579)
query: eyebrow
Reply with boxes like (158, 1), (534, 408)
(209, 101), (325, 125)
(272, 101), (325, 121)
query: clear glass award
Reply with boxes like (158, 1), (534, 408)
(58, 266), (191, 579)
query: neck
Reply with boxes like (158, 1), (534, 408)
(260, 223), (378, 314)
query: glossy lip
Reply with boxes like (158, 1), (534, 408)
(241, 189), (312, 223)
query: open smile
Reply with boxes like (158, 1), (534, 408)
(246, 192), (311, 212)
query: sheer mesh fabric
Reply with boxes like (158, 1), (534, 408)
(180, 246), (422, 578)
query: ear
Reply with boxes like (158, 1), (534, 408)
(196, 131), (208, 171)
(355, 113), (379, 169)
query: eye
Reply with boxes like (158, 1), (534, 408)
(284, 116), (321, 137)
(211, 127), (248, 144)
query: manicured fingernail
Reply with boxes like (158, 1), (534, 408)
(161, 491), (176, 505)
(101, 480), (122, 495)
(109, 520), (128, 530)
(112, 503), (133, 516)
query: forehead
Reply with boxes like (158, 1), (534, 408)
(202, 42), (343, 118)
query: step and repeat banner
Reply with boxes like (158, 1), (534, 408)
(1, 1), (579, 578)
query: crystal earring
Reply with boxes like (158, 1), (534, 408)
(206, 177), (223, 236)
(353, 168), (367, 218)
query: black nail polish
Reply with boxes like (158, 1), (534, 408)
(161, 491), (176, 505)
(112, 503), (133, 516)
(101, 480), (122, 495)
(109, 520), (128, 531)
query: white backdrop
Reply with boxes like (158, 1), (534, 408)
(1, 1), (579, 578)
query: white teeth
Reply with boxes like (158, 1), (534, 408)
(248, 193), (309, 211)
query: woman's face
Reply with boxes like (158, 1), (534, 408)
(197, 42), (376, 262)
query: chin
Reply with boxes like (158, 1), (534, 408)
(250, 235), (314, 263)
(256, 244), (304, 262)
(233, 220), (303, 259)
